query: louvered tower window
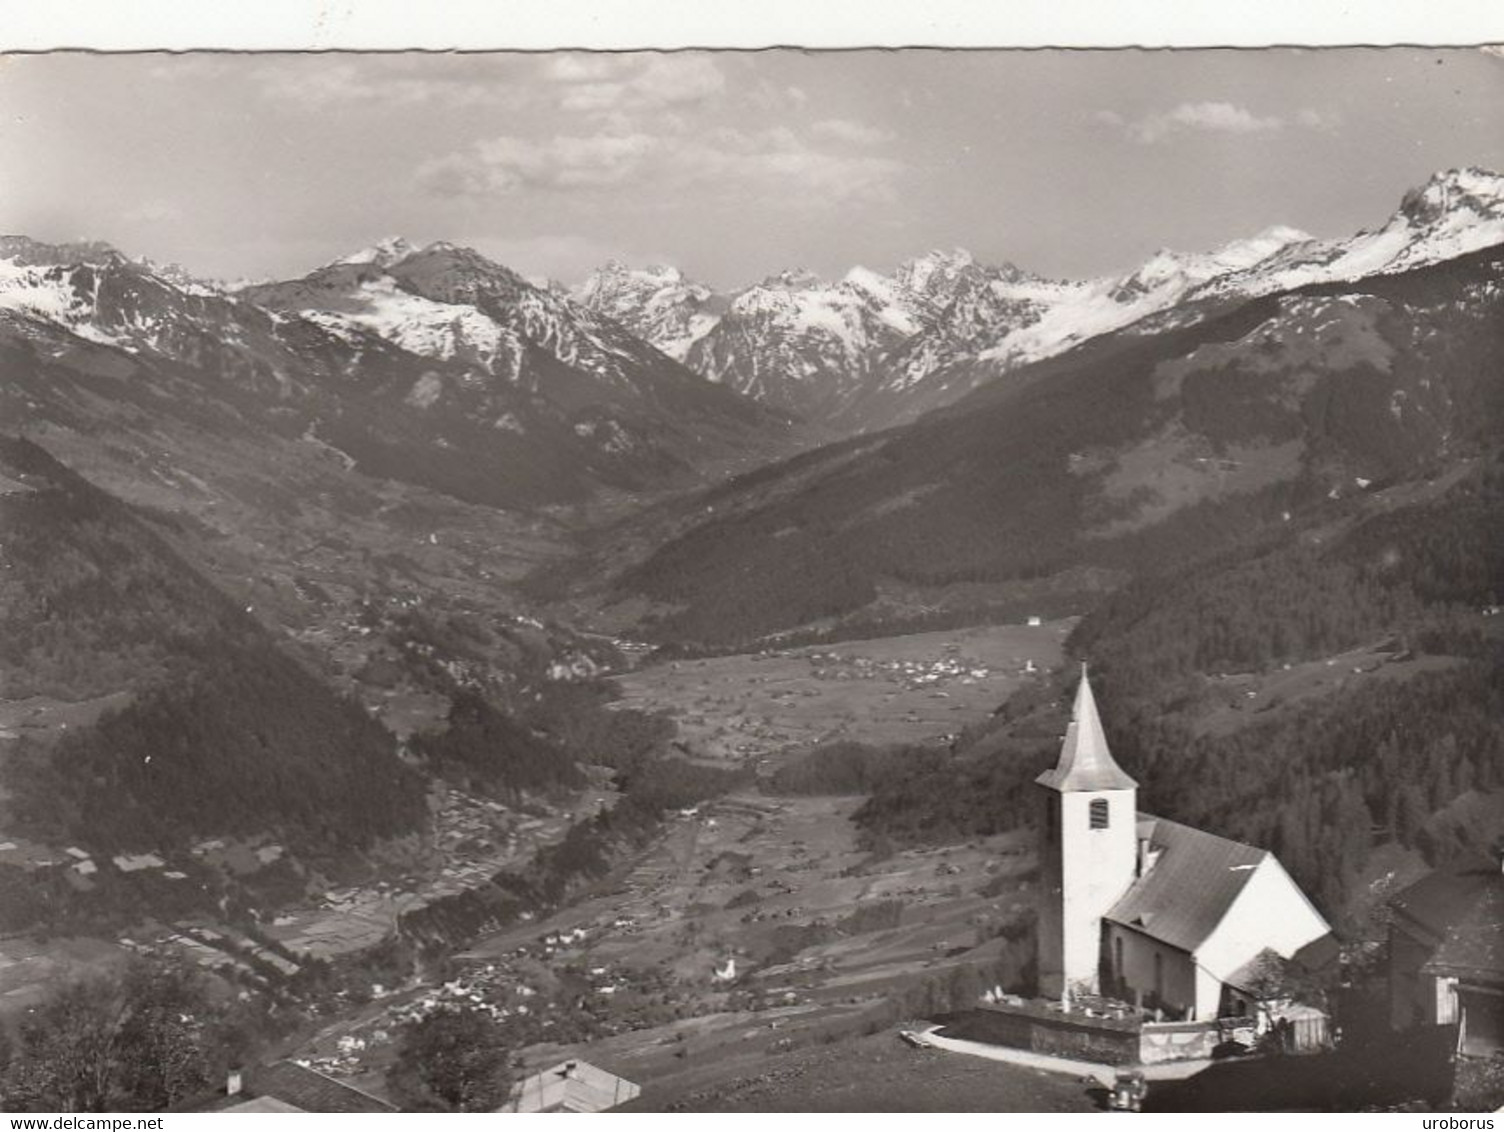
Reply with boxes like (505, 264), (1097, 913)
(1089, 798), (1109, 829)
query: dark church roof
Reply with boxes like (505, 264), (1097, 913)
(1104, 815), (1267, 954)
(1035, 668), (1137, 792)
(1392, 861), (1504, 984)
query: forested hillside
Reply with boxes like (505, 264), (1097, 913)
(840, 449), (1504, 922)
(0, 436), (426, 855)
(1076, 449), (1504, 914)
(592, 245), (1504, 652)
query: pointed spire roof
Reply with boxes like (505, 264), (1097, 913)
(1036, 665), (1137, 792)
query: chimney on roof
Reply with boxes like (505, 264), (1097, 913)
(1136, 836), (1161, 878)
(227, 1067), (244, 1097)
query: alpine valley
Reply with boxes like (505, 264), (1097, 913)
(2, 167), (1502, 1110)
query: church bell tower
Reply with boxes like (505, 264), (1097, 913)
(1035, 666), (1138, 1000)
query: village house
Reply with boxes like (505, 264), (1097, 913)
(1388, 855), (1504, 1058)
(177, 1061), (397, 1114)
(1036, 668), (1334, 1023)
(496, 1059), (641, 1113)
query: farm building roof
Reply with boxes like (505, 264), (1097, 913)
(221, 1096), (305, 1113)
(503, 1059), (641, 1113)
(244, 1061), (397, 1114)
(1392, 860), (1504, 983)
(1225, 947), (1298, 996)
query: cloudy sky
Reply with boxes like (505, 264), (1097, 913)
(2, 49), (1503, 286)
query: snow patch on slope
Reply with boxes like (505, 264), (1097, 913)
(1193, 169), (1504, 301)
(307, 276), (515, 367)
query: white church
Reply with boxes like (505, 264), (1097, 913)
(1036, 669), (1334, 1022)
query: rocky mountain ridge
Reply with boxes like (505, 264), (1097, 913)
(573, 167), (1504, 431)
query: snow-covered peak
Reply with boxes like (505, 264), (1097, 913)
(1111, 225), (1315, 306)
(573, 259), (721, 361)
(0, 254), (105, 330)
(1398, 166), (1504, 228)
(748, 268), (821, 292)
(688, 264), (931, 415)
(840, 264), (893, 289)
(298, 274), (516, 367)
(0, 235), (125, 268)
(895, 248), (976, 299)
(1209, 225), (1315, 269)
(1117, 248), (1196, 291)
(577, 260), (696, 303)
(841, 264), (903, 303)
(135, 258), (225, 297)
(590, 259), (686, 286)
(1190, 166), (1504, 303)
(332, 236), (417, 269)
(0, 237), (253, 355)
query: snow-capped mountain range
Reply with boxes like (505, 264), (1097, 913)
(0, 233), (785, 511)
(4, 167), (1502, 450)
(571, 167), (1504, 430)
(573, 260), (724, 363)
(679, 265), (930, 420)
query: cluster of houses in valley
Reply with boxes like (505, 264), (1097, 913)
(119, 921), (300, 982)
(799, 649), (1000, 691)
(0, 840), (198, 894)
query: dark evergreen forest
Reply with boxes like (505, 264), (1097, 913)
(838, 449), (1504, 921)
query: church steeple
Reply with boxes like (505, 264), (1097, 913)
(1035, 664), (1140, 1000)
(1036, 665), (1137, 793)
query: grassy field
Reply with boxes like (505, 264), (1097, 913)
(0, 936), (131, 1021)
(609, 620), (1072, 765)
(349, 788), (1041, 1107)
(1189, 642), (1462, 739)
(288, 626), (1069, 1102)
(617, 1030), (1098, 1112)
(459, 790), (1037, 980)
(307, 785), (1044, 1104)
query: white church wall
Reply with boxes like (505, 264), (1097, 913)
(1193, 965), (1223, 1022)
(1106, 922), (1199, 1018)
(1052, 787), (1138, 994)
(1196, 855), (1331, 985)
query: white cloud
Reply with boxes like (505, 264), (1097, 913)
(418, 123), (899, 206)
(247, 57), (522, 109)
(1127, 101), (1284, 144)
(157, 52), (726, 124)
(445, 133), (659, 192)
(541, 56), (618, 84)
(1295, 107), (1343, 132)
(544, 54), (726, 116)
(809, 118), (895, 146)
